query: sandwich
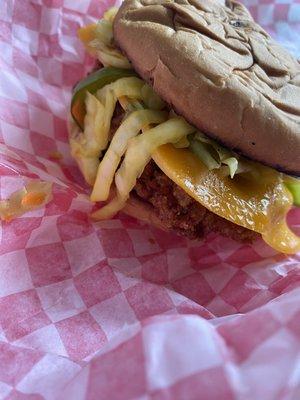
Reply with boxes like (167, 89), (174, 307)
(69, 0), (300, 254)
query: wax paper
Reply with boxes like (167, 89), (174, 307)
(0, 1), (300, 399)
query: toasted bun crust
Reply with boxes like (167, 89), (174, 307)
(123, 195), (168, 230)
(114, 0), (300, 176)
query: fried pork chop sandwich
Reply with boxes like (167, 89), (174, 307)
(69, 0), (300, 254)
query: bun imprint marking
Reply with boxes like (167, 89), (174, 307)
(114, 0), (300, 176)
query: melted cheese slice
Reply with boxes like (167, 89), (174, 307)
(153, 144), (300, 254)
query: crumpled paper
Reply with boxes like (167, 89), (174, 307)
(0, 1), (300, 399)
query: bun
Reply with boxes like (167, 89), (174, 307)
(114, 0), (300, 176)
(123, 195), (168, 230)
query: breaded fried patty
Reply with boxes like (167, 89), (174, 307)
(135, 162), (257, 242)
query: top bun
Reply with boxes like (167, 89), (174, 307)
(114, 0), (300, 176)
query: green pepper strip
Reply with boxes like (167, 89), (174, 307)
(285, 180), (300, 207)
(71, 67), (136, 130)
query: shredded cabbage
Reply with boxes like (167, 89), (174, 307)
(91, 109), (168, 202)
(72, 8), (168, 187)
(96, 19), (113, 45)
(92, 118), (195, 220)
(103, 7), (118, 23)
(98, 77), (144, 101)
(84, 92), (107, 156)
(69, 115), (101, 186)
(118, 96), (144, 112)
(173, 136), (190, 149)
(116, 118), (195, 197)
(69, 77), (156, 185)
(88, 13), (131, 69)
(190, 132), (246, 178)
(223, 157), (239, 179)
(189, 139), (220, 170)
(92, 195), (127, 220)
(69, 91), (110, 186)
(0, 181), (52, 221)
(141, 84), (165, 110)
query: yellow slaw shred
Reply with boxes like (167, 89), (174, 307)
(79, 7), (130, 69)
(69, 77), (153, 185)
(92, 117), (195, 219)
(91, 109), (168, 202)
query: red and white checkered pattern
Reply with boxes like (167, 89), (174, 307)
(0, 0), (300, 399)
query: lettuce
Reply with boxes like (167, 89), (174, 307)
(190, 132), (242, 178)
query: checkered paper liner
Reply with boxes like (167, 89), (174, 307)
(0, 0), (300, 399)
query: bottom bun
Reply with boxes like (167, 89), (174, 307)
(123, 195), (168, 231)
